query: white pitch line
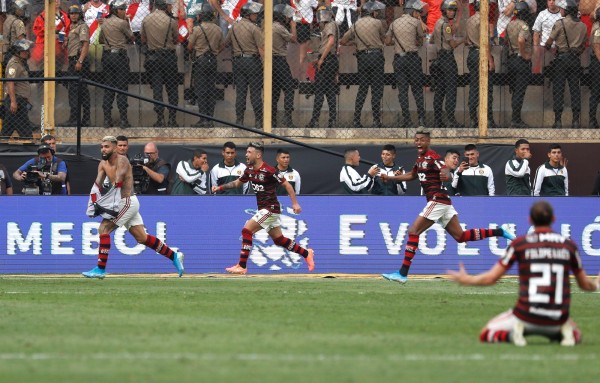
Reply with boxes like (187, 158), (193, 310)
(0, 352), (595, 362)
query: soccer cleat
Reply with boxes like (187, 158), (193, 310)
(305, 248), (315, 272)
(500, 224), (516, 241)
(512, 320), (527, 347)
(381, 271), (408, 284)
(82, 266), (106, 279)
(560, 322), (576, 347)
(225, 264), (247, 275)
(173, 251), (185, 277)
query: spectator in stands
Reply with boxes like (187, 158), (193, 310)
(291, 0), (318, 78)
(340, 0), (386, 129)
(533, 143), (568, 196)
(99, 0), (133, 129)
(13, 143), (68, 195)
(2, 0), (29, 73)
(275, 148), (301, 196)
(443, 148), (459, 195)
(222, 2), (264, 128)
(31, 0), (69, 70)
(506, 1), (532, 129)
(306, 6), (339, 129)
(188, 3), (222, 128)
(371, 144), (406, 195)
(466, 0), (497, 129)
(590, 7), (600, 129)
(210, 141), (247, 194)
(505, 138), (532, 196)
(0, 162), (14, 195)
(216, 0), (245, 36)
(83, 0), (109, 44)
(545, 0), (587, 129)
(3, 39), (35, 139)
(171, 149), (210, 195)
(424, 0), (443, 33)
(340, 147), (379, 194)
(533, 0), (562, 47)
(142, 142), (171, 195)
(386, 0), (427, 128)
(141, 0), (180, 128)
(272, 3), (297, 128)
(41, 134), (71, 195)
(331, 0), (361, 36)
(61, 4), (91, 128)
(451, 144), (495, 196)
(431, 0), (464, 128)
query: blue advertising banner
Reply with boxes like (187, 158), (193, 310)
(1, 196), (599, 275)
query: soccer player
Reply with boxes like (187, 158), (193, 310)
(211, 142), (315, 274)
(380, 130), (515, 283)
(449, 200), (600, 346)
(82, 136), (184, 279)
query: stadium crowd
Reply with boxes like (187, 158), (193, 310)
(1, 0), (600, 133)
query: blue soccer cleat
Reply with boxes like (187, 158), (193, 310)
(381, 271), (408, 284)
(173, 251), (185, 277)
(500, 224), (516, 240)
(82, 266), (106, 279)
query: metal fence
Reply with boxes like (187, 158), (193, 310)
(1, 1), (600, 143)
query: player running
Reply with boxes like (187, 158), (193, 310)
(212, 142), (315, 274)
(380, 130), (515, 283)
(83, 136), (184, 279)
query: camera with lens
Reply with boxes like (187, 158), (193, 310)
(130, 153), (150, 194)
(23, 159), (52, 195)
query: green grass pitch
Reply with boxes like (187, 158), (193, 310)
(0, 276), (598, 382)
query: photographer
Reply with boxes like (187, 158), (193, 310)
(0, 162), (14, 195)
(13, 144), (68, 195)
(171, 149), (209, 195)
(141, 142), (171, 195)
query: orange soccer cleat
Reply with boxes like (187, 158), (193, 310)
(305, 249), (315, 272)
(225, 264), (247, 275)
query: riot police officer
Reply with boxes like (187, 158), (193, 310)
(187, 3), (223, 128)
(141, 0), (180, 127)
(545, 0), (587, 129)
(306, 6), (339, 129)
(340, 0), (386, 129)
(3, 39), (34, 138)
(506, 1), (532, 129)
(272, 3), (297, 128)
(589, 8), (600, 129)
(99, 0), (134, 128)
(466, 0), (497, 129)
(223, 2), (264, 128)
(2, 0), (29, 74)
(63, 4), (91, 127)
(385, 0), (426, 128)
(431, 0), (464, 128)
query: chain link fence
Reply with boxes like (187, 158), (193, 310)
(1, 0), (600, 143)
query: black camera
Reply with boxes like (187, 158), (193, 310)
(23, 159), (52, 195)
(130, 153), (150, 194)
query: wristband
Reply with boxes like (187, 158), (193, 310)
(114, 181), (123, 188)
(217, 186), (224, 192)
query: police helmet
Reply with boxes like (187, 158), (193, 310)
(513, 1), (530, 19)
(37, 143), (55, 155)
(441, 0), (458, 18)
(191, 3), (216, 20)
(362, 0), (386, 18)
(11, 0), (30, 18)
(68, 4), (83, 17)
(240, 2), (263, 18)
(404, 0), (425, 13)
(316, 5), (333, 23)
(273, 3), (295, 22)
(12, 39), (33, 53)
(560, 0), (579, 16)
(473, 0), (480, 12)
(595, 6), (600, 21)
(110, 0), (128, 13)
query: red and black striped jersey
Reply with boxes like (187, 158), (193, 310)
(239, 161), (286, 213)
(499, 228), (583, 326)
(413, 149), (451, 205)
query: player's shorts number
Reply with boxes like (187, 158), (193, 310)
(529, 263), (564, 304)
